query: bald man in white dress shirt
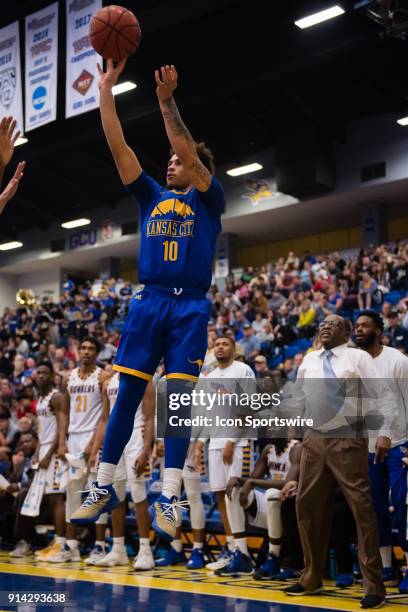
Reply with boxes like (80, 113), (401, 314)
(284, 314), (394, 609)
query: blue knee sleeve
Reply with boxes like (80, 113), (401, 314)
(164, 378), (192, 469)
(101, 373), (148, 465)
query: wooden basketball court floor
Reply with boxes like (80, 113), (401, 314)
(0, 552), (407, 611)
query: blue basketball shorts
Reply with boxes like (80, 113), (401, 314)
(113, 284), (210, 382)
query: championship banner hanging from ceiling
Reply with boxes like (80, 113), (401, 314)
(0, 21), (24, 135)
(25, 2), (59, 132)
(65, 0), (102, 119)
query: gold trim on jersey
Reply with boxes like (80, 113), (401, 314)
(76, 366), (99, 381)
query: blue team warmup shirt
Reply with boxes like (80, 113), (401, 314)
(126, 172), (225, 293)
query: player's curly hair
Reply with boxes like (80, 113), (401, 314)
(195, 142), (215, 174)
(357, 310), (385, 333)
(170, 142), (215, 175)
(80, 335), (101, 353)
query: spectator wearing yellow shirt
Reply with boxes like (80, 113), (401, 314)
(296, 299), (317, 339)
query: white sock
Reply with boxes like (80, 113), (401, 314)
(67, 539), (78, 550)
(113, 536), (125, 550)
(234, 537), (249, 556)
(55, 537), (66, 546)
(193, 542), (204, 549)
(162, 468), (182, 499)
(226, 535), (234, 551)
(380, 545), (392, 568)
(269, 542), (281, 557)
(95, 540), (106, 549)
(171, 539), (182, 553)
(97, 462), (117, 487)
(139, 538), (151, 552)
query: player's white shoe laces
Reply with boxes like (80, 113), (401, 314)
(78, 485), (109, 508)
(151, 495), (190, 539)
(158, 498), (190, 524)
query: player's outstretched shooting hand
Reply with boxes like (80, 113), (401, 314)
(0, 116), (20, 169)
(97, 58), (127, 92)
(155, 65), (178, 102)
(0, 161), (25, 214)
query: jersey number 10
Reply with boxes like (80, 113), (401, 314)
(162, 240), (178, 262)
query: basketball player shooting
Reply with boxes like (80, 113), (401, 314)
(71, 59), (225, 539)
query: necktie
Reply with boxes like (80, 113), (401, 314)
(309, 349), (345, 428)
(323, 349), (344, 416)
(323, 349), (337, 379)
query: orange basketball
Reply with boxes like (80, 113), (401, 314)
(89, 5), (141, 62)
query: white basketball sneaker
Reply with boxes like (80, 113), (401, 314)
(133, 549), (155, 571)
(35, 540), (55, 558)
(9, 540), (31, 558)
(94, 548), (129, 567)
(85, 544), (107, 565)
(206, 548), (234, 571)
(36, 541), (62, 561)
(48, 543), (81, 563)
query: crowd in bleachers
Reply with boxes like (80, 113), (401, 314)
(0, 240), (407, 581)
(205, 241), (408, 375)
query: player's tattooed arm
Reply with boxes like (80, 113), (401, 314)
(160, 96), (193, 140)
(97, 59), (142, 185)
(156, 65), (211, 192)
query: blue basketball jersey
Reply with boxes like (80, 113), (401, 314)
(126, 172), (225, 292)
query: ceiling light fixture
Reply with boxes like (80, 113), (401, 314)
(295, 5), (345, 29)
(15, 137), (28, 146)
(397, 116), (408, 126)
(227, 163), (263, 177)
(0, 241), (23, 251)
(61, 218), (91, 229)
(112, 81), (137, 96)
(38, 251), (62, 260)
